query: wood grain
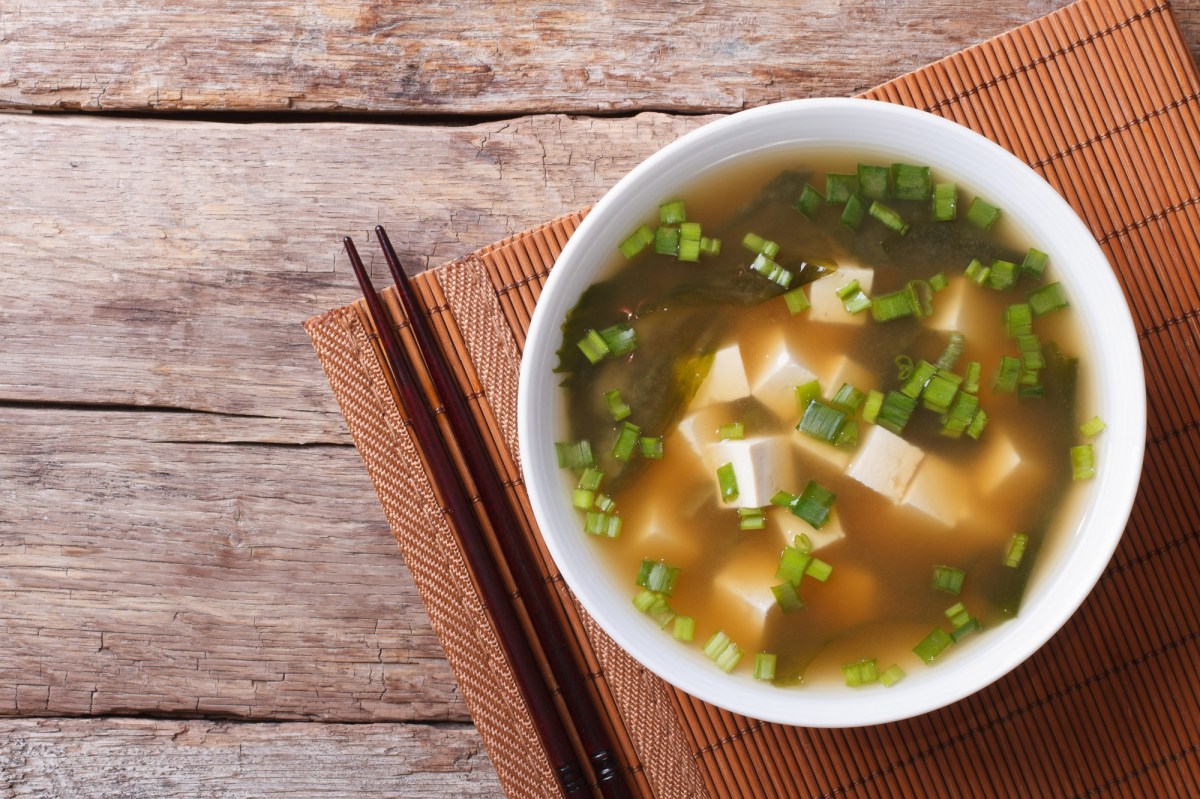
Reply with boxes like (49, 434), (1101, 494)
(0, 0), (1081, 114)
(0, 112), (703, 722)
(0, 718), (501, 796)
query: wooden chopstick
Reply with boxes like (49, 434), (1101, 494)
(373, 226), (631, 799)
(343, 237), (591, 797)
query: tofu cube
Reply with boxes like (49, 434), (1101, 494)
(902, 456), (969, 528)
(978, 432), (1024, 495)
(690, 343), (751, 409)
(926, 276), (970, 332)
(818, 355), (876, 400)
(746, 330), (819, 421)
(808, 266), (875, 325)
(791, 429), (852, 472)
(624, 499), (701, 565)
(705, 436), (794, 509)
(672, 405), (737, 462)
(771, 505), (847, 552)
(846, 425), (925, 503)
(713, 548), (780, 625)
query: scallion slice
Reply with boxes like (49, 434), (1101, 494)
(771, 581), (805, 613)
(585, 510), (622, 538)
(699, 236), (721, 257)
(794, 380), (821, 412)
(913, 627), (953, 663)
(860, 389), (884, 424)
(593, 493), (615, 513)
(880, 664), (906, 687)
(941, 391), (980, 438)
(993, 355), (1022, 393)
(718, 421), (745, 440)
(640, 436), (664, 459)
(632, 588), (674, 627)
(988, 259), (1017, 291)
(716, 462), (739, 502)
(604, 388), (631, 421)
(857, 163), (890, 200)
(831, 383), (866, 412)
(672, 615), (695, 642)
(793, 184), (825, 218)
(653, 225), (680, 256)
(1005, 303), (1033, 337)
(636, 559), (681, 595)
(900, 359), (939, 399)
(1004, 532), (1030, 568)
(775, 542), (813, 585)
(932, 565), (966, 595)
(891, 163), (932, 201)
(1029, 281), (1069, 316)
(792, 480), (836, 530)
(877, 391), (918, 434)
(966, 407), (989, 439)
(805, 557), (833, 582)
(737, 506), (766, 531)
(929, 271), (950, 292)
(619, 224), (655, 259)
(963, 361), (982, 394)
(659, 199), (687, 225)
(966, 197), (1001, 230)
(964, 257), (991, 286)
(1071, 444), (1096, 480)
(753, 652), (778, 681)
(577, 467), (604, 491)
(703, 631), (744, 673)
(555, 439), (595, 470)
(836, 279), (872, 314)
(599, 322), (637, 356)
(932, 182), (957, 221)
(1017, 334), (1045, 371)
(825, 173), (858, 204)
(923, 371), (961, 414)
(871, 284), (921, 322)
(572, 488), (594, 510)
(935, 331), (966, 371)
(1081, 415), (1107, 438)
(868, 200), (910, 235)
(840, 192), (868, 230)
(783, 286), (810, 314)
(798, 400), (848, 444)
(1021, 247), (1048, 278)
(611, 421), (641, 462)
(577, 329), (610, 364)
(842, 657), (880, 687)
(742, 232), (780, 258)
(749, 253), (793, 288)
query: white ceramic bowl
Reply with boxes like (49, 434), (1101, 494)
(517, 98), (1145, 727)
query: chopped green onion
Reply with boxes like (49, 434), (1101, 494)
(771, 581), (805, 613)
(857, 163), (890, 200)
(737, 507), (766, 531)
(677, 236), (701, 263)
(964, 257), (991, 286)
(555, 439), (595, 470)
(1081, 415), (1107, 438)
(603, 388), (631, 421)
(894, 354), (914, 381)
(659, 199), (687, 225)
(593, 493), (615, 513)
(1029, 282), (1069, 316)
(836, 279), (872, 314)
(891, 163), (932, 201)
(1021, 247), (1048, 278)
(636, 559), (681, 595)
(993, 355), (1022, 393)
(880, 664), (906, 687)
(1017, 334), (1045, 371)
(1018, 382), (1044, 400)
(798, 400), (848, 444)
(794, 380), (822, 411)
(988, 259), (1018, 291)
(672, 615), (695, 642)
(742, 232), (780, 258)
(699, 236), (721, 257)
(585, 510), (622, 538)
(929, 271), (949, 292)
(840, 192), (868, 230)
(611, 421), (641, 462)
(703, 631), (743, 673)
(577, 467), (604, 491)
(619, 224), (655, 259)
(633, 588), (674, 627)
(951, 617), (982, 642)
(932, 565), (966, 595)
(640, 436), (664, 459)
(793, 533), (813, 553)
(805, 557), (833, 582)
(831, 383), (866, 413)
(793, 184), (825, 218)
(900, 359), (939, 399)
(679, 221), (702, 242)
(966, 197), (1002, 230)
(1004, 532), (1030, 568)
(654, 225), (680, 256)
(1071, 444), (1096, 480)
(932, 182), (957, 221)
(783, 287), (810, 314)
(868, 200), (910, 236)
(966, 408), (989, 439)
(834, 419), (858, 449)
(775, 541), (813, 585)
(825, 173), (858, 204)
(792, 480), (836, 530)
(842, 657), (879, 687)
(599, 322), (637, 356)
(941, 391), (980, 438)
(877, 390), (918, 434)
(1005, 303), (1033, 337)
(862, 389), (885, 424)
(923, 372), (961, 414)
(913, 627), (953, 663)
(870, 284), (921, 322)
(753, 652), (778, 681)
(716, 462), (739, 502)
(718, 421), (745, 440)
(577, 329), (610, 364)
(963, 361), (982, 394)
(936, 331), (966, 371)
(572, 488), (595, 510)
(749, 253), (793, 288)
(944, 602), (972, 629)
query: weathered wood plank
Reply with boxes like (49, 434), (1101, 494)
(0, 718), (501, 797)
(0, 112), (708, 432)
(0, 0), (1089, 114)
(0, 406), (468, 722)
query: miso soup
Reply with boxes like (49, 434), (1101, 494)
(553, 154), (1096, 687)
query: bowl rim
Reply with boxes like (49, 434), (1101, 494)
(517, 97), (1146, 727)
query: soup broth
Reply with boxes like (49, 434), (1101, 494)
(554, 152), (1092, 686)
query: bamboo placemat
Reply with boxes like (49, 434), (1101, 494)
(306, 0), (1200, 794)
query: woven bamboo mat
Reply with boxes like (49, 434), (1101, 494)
(306, 0), (1200, 794)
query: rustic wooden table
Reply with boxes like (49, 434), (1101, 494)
(2, 2), (1197, 795)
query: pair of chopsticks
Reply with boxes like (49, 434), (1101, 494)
(344, 228), (631, 799)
